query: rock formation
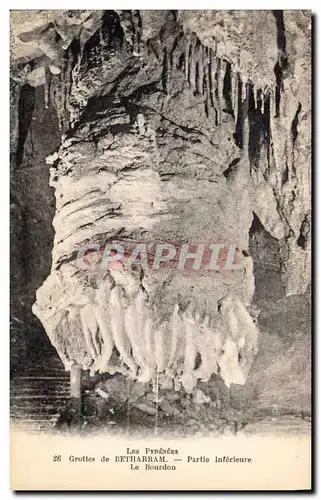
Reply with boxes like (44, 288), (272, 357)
(10, 10), (311, 394)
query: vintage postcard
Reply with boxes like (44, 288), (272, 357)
(10, 9), (312, 491)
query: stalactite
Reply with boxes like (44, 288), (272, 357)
(118, 10), (135, 52)
(184, 34), (191, 81)
(86, 303), (101, 356)
(143, 317), (155, 370)
(261, 90), (265, 114)
(58, 61), (66, 130)
(170, 35), (178, 70)
(209, 49), (219, 125)
(79, 42), (85, 64)
(96, 28), (103, 66)
(44, 66), (50, 109)
(64, 48), (73, 126)
(241, 79), (247, 102)
(242, 82), (250, 161)
(205, 53), (212, 117)
(221, 59), (227, 102)
(234, 73), (239, 126)
(35, 257), (260, 390)
(167, 47), (172, 73)
(253, 84), (258, 109)
(50, 73), (56, 112)
(217, 59), (227, 125)
(181, 313), (198, 393)
(53, 76), (63, 131)
(135, 289), (150, 367)
(203, 46), (210, 91)
(162, 47), (169, 94)
(155, 323), (166, 373)
(196, 44), (204, 94)
(231, 70), (236, 113)
(270, 86), (277, 118)
(124, 303), (146, 369)
(189, 33), (198, 93)
(71, 45), (83, 85)
(100, 23), (108, 58)
(132, 10), (142, 57)
(218, 338), (246, 388)
(168, 304), (180, 367)
(98, 26), (104, 51)
(286, 129), (294, 181)
(110, 286), (137, 375)
(60, 65), (66, 130)
(80, 306), (97, 361)
(95, 308), (114, 371)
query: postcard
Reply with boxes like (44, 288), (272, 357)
(10, 9), (312, 491)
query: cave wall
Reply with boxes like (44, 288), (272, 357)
(10, 82), (61, 372)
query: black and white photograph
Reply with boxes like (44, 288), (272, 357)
(9, 8), (312, 490)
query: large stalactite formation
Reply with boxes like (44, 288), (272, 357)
(10, 10), (311, 395)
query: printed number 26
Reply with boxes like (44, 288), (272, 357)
(53, 455), (61, 462)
